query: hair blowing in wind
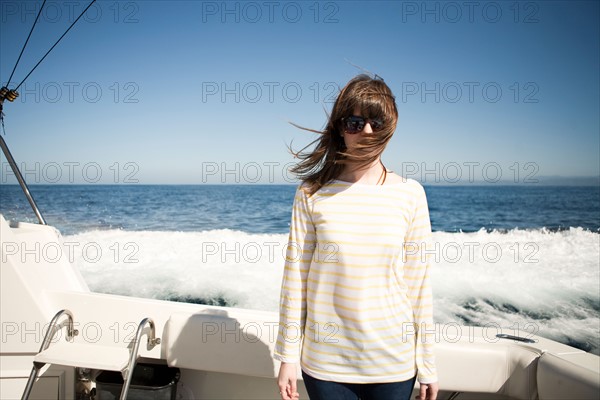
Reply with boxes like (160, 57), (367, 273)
(289, 74), (399, 195)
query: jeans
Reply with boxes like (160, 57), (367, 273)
(301, 370), (417, 400)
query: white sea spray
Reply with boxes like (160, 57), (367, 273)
(69, 227), (600, 354)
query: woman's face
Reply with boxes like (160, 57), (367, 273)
(341, 107), (375, 152)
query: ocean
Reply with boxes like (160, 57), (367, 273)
(1, 184), (599, 355)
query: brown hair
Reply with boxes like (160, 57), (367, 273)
(290, 74), (398, 194)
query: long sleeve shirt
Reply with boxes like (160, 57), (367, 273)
(274, 178), (438, 384)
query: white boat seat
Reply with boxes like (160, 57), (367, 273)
(537, 352), (600, 400)
(164, 311), (278, 378)
(165, 312), (541, 400)
(34, 342), (130, 371)
(435, 341), (539, 400)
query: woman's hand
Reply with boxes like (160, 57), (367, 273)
(416, 381), (438, 400)
(277, 362), (300, 400)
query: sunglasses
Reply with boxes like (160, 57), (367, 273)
(342, 115), (384, 133)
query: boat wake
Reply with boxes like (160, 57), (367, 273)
(67, 227), (600, 355)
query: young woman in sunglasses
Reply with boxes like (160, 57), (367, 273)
(274, 75), (439, 400)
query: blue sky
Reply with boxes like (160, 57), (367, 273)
(0, 0), (598, 184)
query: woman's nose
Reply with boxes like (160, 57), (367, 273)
(362, 121), (374, 134)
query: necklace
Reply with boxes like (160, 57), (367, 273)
(376, 162), (388, 185)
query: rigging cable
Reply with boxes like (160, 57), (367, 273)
(14, 0), (97, 91)
(5, 0), (47, 88)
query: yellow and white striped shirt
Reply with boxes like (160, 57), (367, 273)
(274, 178), (438, 384)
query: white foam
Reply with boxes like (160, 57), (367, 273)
(68, 229), (289, 311)
(67, 227), (600, 354)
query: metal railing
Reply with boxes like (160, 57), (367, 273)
(1, 88), (46, 225)
(21, 309), (78, 400)
(0, 134), (47, 225)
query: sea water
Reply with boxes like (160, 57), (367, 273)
(1, 184), (598, 354)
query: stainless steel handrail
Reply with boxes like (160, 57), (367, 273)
(0, 134), (46, 225)
(120, 317), (161, 400)
(21, 309), (78, 400)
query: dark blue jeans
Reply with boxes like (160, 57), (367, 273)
(302, 370), (416, 400)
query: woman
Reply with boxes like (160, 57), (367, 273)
(274, 74), (438, 400)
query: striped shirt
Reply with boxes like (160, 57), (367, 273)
(274, 178), (438, 384)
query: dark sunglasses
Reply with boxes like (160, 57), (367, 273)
(342, 115), (384, 133)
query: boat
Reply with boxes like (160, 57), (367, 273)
(1, 193), (599, 399)
(1, 3), (599, 398)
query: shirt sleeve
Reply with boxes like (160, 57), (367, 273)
(273, 186), (315, 363)
(403, 182), (438, 384)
